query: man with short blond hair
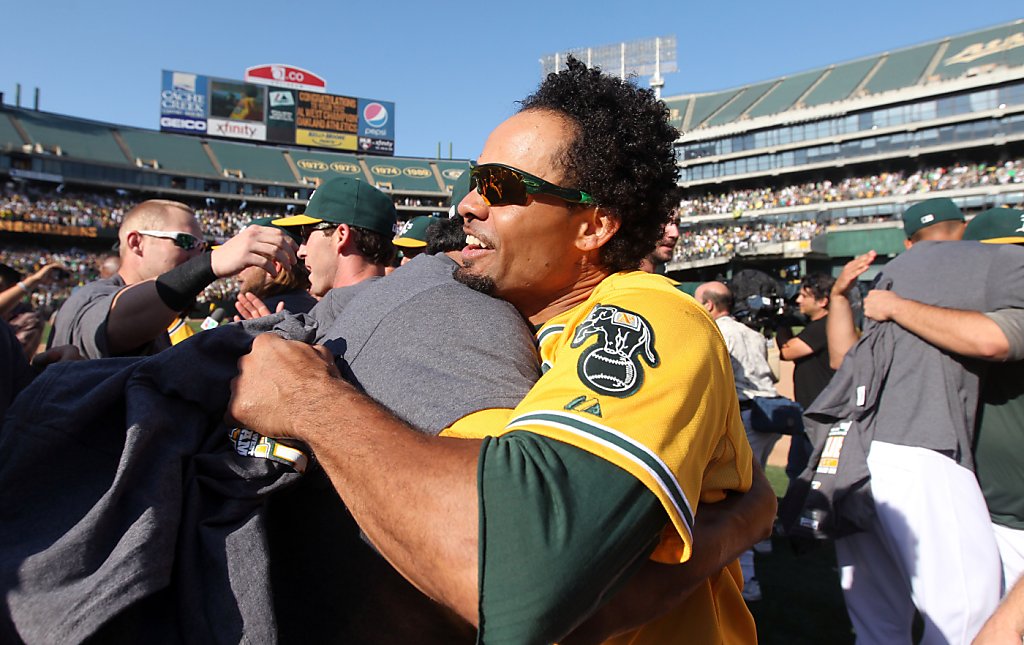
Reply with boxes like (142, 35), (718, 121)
(52, 199), (296, 359)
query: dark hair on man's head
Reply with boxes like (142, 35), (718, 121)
(0, 263), (23, 290)
(351, 226), (396, 266)
(519, 56), (680, 272)
(426, 215), (467, 255)
(800, 273), (835, 303)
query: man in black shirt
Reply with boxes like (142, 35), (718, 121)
(778, 272), (836, 478)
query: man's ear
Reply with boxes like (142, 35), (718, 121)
(576, 207), (621, 253)
(124, 231), (144, 257)
(333, 223), (350, 253)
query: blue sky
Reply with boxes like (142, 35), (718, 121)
(2, 1), (1020, 159)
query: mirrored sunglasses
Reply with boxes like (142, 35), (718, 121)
(137, 230), (208, 251)
(469, 163), (596, 207)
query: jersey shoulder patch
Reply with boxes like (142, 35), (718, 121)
(570, 303), (659, 398)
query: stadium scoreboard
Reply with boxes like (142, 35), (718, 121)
(159, 68), (395, 156)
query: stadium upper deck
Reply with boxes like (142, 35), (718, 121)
(0, 105), (467, 218)
(665, 19), (1024, 202)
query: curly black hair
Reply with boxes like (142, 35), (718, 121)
(519, 56), (680, 272)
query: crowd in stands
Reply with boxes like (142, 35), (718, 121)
(681, 159), (1023, 216)
(1, 186), (132, 229)
(1, 247), (106, 316)
(676, 219), (824, 262)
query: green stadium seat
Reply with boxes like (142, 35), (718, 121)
(688, 90), (741, 129)
(0, 113), (26, 152)
(863, 45), (939, 95)
(705, 81), (777, 127)
(119, 129), (217, 176)
(662, 97), (689, 130)
(801, 58), (878, 108)
(15, 110), (128, 165)
(207, 140), (296, 184)
(747, 70), (823, 120)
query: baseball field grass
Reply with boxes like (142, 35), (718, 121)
(752, 466), (855, 644)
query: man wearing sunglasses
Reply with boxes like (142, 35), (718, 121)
(52, 199), (297, 359)
(229, 58), (769, 644)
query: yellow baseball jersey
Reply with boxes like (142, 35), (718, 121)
(167, 315), (195, 346)
(447, 271), (756, 644)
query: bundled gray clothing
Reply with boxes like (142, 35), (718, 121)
(0, 314), (314, 645)
(783, 293), (895, 539)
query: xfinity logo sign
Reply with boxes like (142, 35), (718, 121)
(160, 116), (207, 132)
(207, 118), (267, 141)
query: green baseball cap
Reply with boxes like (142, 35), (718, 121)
(393, 216), (436, 248)
(246, 216), (303, 244)
(901, 198), (965, 238)
(273, 177), (397, 237)
(963, 207), (1024, 244)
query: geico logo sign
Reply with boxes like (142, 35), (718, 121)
(160, 117), (206, 131)
(403, 167), (431, 178)
(373, 166), (400, 176)
(442, 168), (465, 180)
(330, 162), (360, 174)
(296, 159), (328, 171)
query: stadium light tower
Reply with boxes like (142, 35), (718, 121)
(540, 36), (678, 98)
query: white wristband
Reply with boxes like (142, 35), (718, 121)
(16, 281), (29, 294)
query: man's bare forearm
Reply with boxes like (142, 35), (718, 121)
(826, 294), (858, 370)
(974, 572), (1024, 643)
(563, 463), (777, 644)
(864, 291), (1010, 361)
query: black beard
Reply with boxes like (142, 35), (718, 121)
(453, 265), (496, 295)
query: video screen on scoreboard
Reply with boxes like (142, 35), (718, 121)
(159, 70), (395, 155)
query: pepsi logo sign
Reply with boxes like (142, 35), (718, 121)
(442, 168), (465, 180)
(363, 102), (389, 128)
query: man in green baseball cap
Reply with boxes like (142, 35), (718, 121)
(393, 216), (436, 265)
(235, 217), (316, 316)
(271, 177), (398, 298)
(901, 197), (966, 247)
(964, 207), (1024, 244)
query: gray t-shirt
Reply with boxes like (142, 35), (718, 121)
(318, 253), (540, 434)
(871, 240), (1024, 465)
(51, 275), (170, 360)
(987, 308), (1024, 361)
(306, 276), (381, 333)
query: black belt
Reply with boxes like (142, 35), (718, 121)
(738, 399), (754, 410)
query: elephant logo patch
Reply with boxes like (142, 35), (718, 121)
(570, 304), (659, 397)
